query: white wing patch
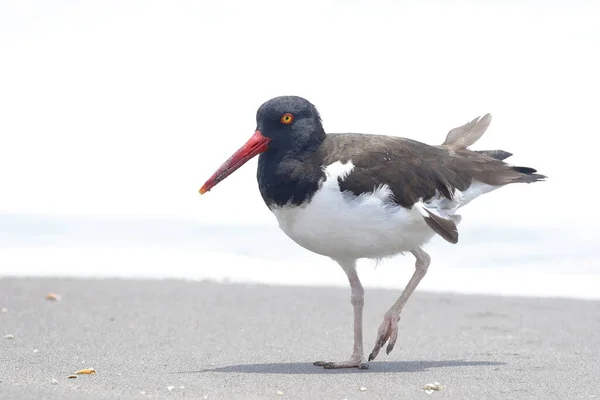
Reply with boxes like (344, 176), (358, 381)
(415, 180), (500, 243)
(323, 160), (355, 182)
(459, 180), (499, 207)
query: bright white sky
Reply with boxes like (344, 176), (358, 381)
(1, 0), (598, 230)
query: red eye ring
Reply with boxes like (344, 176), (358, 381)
(280, 113), (294, 125)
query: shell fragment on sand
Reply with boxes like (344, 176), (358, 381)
(45, 292), (60, 301)
(74, 368), (96, 375)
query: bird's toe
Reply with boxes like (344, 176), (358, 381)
(385, 323), (399, 354)
(313, 357), (368, 369)
(370, 312), (401, 360)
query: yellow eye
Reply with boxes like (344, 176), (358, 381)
(280, 113), (294, 125)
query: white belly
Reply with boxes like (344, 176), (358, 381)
(268, 160), (498, 260)
(269, 161), (437, 260)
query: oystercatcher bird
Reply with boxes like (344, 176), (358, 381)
(199, 96), (546, 369)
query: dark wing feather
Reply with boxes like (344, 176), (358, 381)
(318, 133), (543, 209)
(475, 149), (513, 160)
(420, 207), (459, 244)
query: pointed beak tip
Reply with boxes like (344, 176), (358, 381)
(199, 130), (269, 197)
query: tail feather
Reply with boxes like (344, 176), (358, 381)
(442, 113), (492, 150)
(512, 166), (537, 174)
(475, 149), (513, 160)
(512, 166), (547, 183)
(441, 113), (547, 185)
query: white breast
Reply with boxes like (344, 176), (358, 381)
(269, 161), (499, 260)
(269, 161), (436, 260)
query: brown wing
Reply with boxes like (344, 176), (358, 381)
(319, 133), (543, 209)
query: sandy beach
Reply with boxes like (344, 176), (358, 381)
(1, 277), (599, 399)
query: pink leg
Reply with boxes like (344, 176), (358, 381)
(369, 248), (431, 361)
(314, 259), (368, 369)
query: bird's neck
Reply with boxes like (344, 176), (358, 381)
(257, 132), (326, 208)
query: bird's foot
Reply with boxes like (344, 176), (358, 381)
(368, 311), (400, 361)
(313, 355), (369, 369)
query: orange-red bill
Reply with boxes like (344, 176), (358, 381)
(199, 130), (271, 195)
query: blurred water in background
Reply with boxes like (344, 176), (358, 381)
(1, 214), (598, 300)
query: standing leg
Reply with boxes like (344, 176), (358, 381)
(368, 248), (431, 361)
(314, 258), (368, 369)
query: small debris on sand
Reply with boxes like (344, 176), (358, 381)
(423, 382), (443, 394)
(45, 293), (60, 301)
(51, 379), (59, 385)
(167, 386), (175, 391)
(74, 368), (96, 375)
(33, 349), (39, 353)
(276, 390), (284, 396)
(3, 334), (14, 340)
(67, 375), (77, 379)
(359, 386), (367, 392)
(1, 307), (7, 313)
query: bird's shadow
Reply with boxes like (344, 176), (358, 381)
(176, 360), (504, 375)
